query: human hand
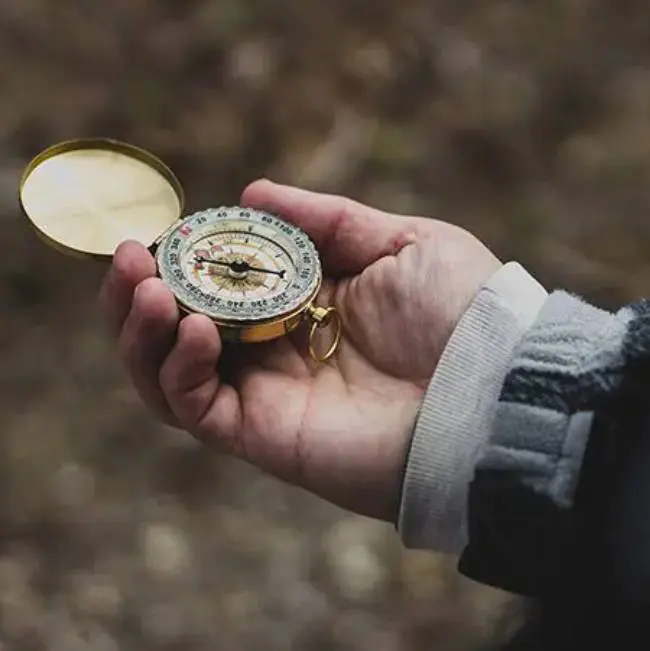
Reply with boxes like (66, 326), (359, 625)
(98, 180), (501, 522)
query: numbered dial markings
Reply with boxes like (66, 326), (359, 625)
(157, 207), (322, 322)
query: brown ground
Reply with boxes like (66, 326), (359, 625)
(1, 1), (650, 649)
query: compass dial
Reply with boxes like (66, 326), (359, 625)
(156, 207), (322, 323)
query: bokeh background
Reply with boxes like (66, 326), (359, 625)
(2, 1), (650, 649)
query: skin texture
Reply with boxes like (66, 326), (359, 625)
(98, 180), (501, 522)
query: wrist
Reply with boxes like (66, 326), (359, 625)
(397, 262), (548, 553)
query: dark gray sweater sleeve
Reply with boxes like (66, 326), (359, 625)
(459, 291), (644, 599)
(398, 261), (650, 604)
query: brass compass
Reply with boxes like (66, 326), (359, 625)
(18, 138), (342, 362)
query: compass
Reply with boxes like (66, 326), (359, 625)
(18, 138), (342, 362)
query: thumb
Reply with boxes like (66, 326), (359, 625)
(241, 179), (423, 276)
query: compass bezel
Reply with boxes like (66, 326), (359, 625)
(156, 206), (322, 327)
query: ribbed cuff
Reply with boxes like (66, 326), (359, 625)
(397, 262), (548, 554)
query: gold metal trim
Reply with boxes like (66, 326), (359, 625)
(175, 283), (323, 344)
(307, 305), (342, 362)
(18, 137), (185, 261)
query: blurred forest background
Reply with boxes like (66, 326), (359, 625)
(3, 0), (650, 649)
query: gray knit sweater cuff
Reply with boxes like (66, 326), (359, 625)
(397, 262), (548, 554)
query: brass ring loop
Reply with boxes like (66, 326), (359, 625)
(308, 307), (342, 363)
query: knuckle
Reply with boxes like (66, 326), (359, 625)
(328, 196), (356, 247)
(117, 327), (138, 369)
(158, 361), (175, 398)
(158, 354), (188, 405)
(333, 195), (355, 222)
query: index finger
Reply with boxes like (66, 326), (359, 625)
(98, 240), (157, 335)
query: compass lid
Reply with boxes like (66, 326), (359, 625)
(19, 138), (184, 260)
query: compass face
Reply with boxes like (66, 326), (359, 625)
(156, 207), (322, 323)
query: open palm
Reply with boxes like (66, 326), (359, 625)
(99, 181), (500, 521)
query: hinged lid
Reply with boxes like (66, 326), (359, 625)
(19, 138), (184, 260)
